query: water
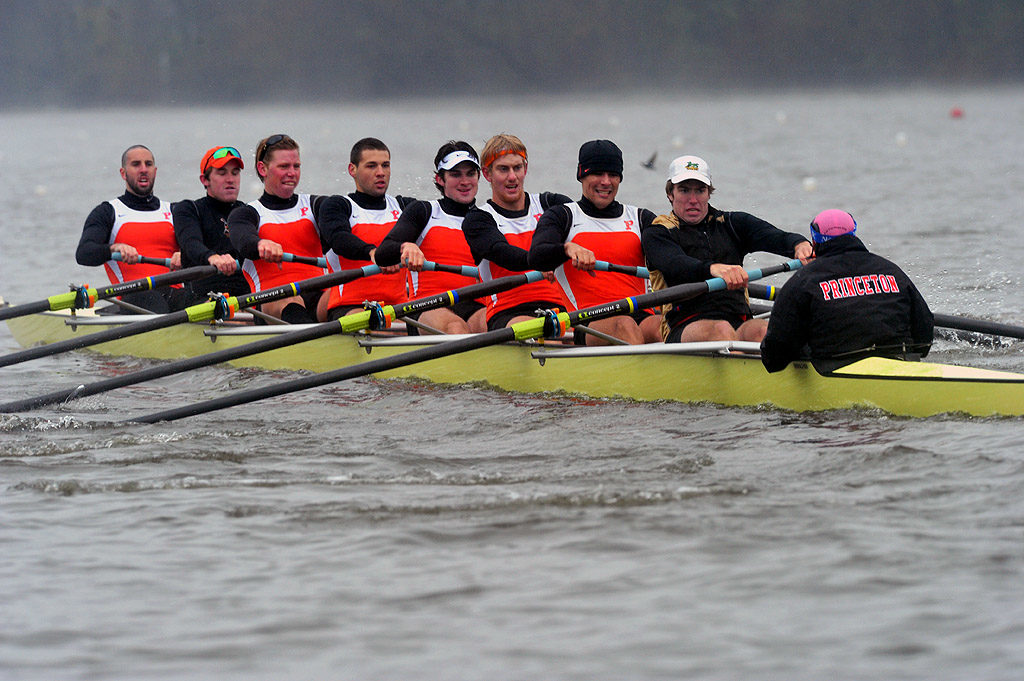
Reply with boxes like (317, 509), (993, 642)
(2, 87), (1024, 680)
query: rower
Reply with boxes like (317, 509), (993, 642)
(227, 134), (328, 324)
(171, 145), (249, 304)
(528, 139), (661, 345)
(642, 155), (814, 343)
(76, 145), (187, 313)
(376, 141), (486, 334)
(317, 138), (418, 321)
(463, 133), (572, 330)
(760, 209), (933, 372)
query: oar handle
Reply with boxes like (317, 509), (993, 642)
(594, 261), (650, 279)
(282, 252), (328, 268)
(421, 261), (480, 278)
(111, 252), (173, 267)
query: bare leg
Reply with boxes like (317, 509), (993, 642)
(678, 319), (739, 342)
(736, 318), (769, 342)
(584, 315), (644, 345)
(418, 307), (471, 334)
(639, 313), (664, 343)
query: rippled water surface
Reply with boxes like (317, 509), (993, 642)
(2, 88), (1024, 680)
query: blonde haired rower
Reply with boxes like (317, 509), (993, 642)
(463, 134), (572, 330)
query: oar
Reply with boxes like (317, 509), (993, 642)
(747, 283), (1024, 340)
(594, 261), (649, 279)
(281, 252), (328, 268)
(129, 260), (800, 423)
(421, 261), (480, 278)
(0, 265), (219, 322)
(111, 252), (176, 268)
(0, 265), (382, 369)
(0, 272), (545, 412)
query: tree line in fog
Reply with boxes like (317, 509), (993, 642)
(3, 0), (1022, 107)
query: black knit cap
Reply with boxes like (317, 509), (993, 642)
(576, 139), (623, 181)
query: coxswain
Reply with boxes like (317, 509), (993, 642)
(376, 140), (486, 334)
(528, 139), (661, 345)
(171, 146), (249, 304)
(317, 138), (417, 321)
(761, 209), (933, 372)
(76, 145), (186, 313)
(463, 133), (572, 330)
(227, 134), (328, 324)
(642, 155), (814, 343)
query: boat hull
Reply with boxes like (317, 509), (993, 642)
(5, 309), (1024, 417)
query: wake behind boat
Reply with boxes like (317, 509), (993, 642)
(5, 305), (1024, 418)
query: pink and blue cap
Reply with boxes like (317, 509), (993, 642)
(810, 209), (857, 244)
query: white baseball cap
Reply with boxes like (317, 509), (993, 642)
(667, 155), (711, 186)
(436, 150), (481, 171)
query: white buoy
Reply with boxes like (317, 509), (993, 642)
(802, 177), (818, 192)
(671, 135), (684, 149)
(608, 115), (621, 127)
(34, 185), (47, 196)
(895, 132), (908, 147)
(775, 111), (788, 124)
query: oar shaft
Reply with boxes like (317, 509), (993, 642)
(933, 313), (1024, 341)
(132, 327), (516, 423)
(422, 261), (480, 278)
(128, 264), (797, 423)
(0, 320), (349, 412)
(0, 310), (190, 369)
(112, 252), (172, 267)
(0, 265), (378, 369)
(0, 265), (218, 322)
(281, 252), (328, 267)
(3, 272), (543, 411)
(594, 261), (650, 279)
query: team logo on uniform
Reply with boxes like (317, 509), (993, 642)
(391, 210), (400, 220)
(624, 220), (634, 230)
(163, 212), (172, 220)
(301, 207), (309, 217)
(686, 161), (700, 171)
(533, 213), (542, 221)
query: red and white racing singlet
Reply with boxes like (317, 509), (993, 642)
(554, 202), (646, 310)
(324, 195), (406, 311)
(241, 194), (326, 291)
(478, 194), (568, 319)
(103, 198), (177, 284)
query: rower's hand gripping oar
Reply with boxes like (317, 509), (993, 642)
(0, 264), (383, 369)
(129, 260), (801, 423)
(0, 264), (221, 322)
(0, 271), (546, 412)
(746, 283), (1024, 341)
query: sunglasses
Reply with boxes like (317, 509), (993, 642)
(257, 134), (288, 163)
(211, 146), (241, 161)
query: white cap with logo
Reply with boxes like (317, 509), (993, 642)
(667, 155), (712, 186)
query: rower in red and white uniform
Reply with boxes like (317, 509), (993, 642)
(317, 137), (417, 321)
(376, 140), (485, 334)
(228, 134), (328, 324)
(463, 134), (571, 330)
(528, 139), (661, 344)
(76, 144), (186, 313)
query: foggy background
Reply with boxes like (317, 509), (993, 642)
(2, 0), (1022, 108)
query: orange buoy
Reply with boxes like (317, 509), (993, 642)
(950, 107), (964, 119)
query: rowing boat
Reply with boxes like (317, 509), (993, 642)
(5, 306), (1024, 417)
